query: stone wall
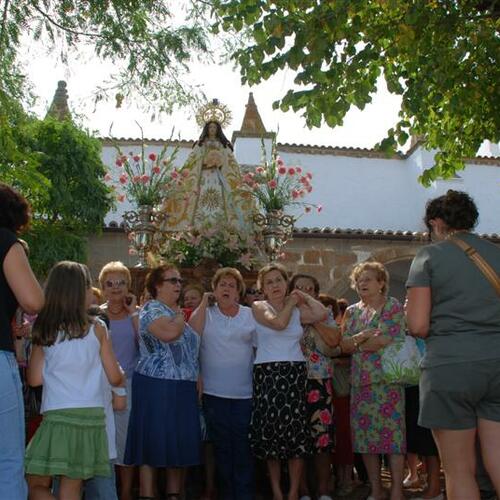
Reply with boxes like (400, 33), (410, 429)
(87, 230), (429, 302)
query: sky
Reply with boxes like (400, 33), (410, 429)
(22, 40), (404, 149)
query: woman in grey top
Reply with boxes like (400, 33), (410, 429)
(406, 190), (500, 500)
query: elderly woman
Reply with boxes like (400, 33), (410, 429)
(340, 261), (406, 500)
(250, 263), (328, 500)
(0, 183), (44, 498)
(98, 261), (139, 500)
(406, 190), (500, 500)
(124, 264), (201, 500)
(289, 274), (341, 500)
(189, 267), (256, 500)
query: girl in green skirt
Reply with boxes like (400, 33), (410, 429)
(25, 261), (123, 500)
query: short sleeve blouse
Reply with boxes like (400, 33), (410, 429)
(135, 300), (200, 381)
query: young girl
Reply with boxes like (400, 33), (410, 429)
(25, 261), (123, 500)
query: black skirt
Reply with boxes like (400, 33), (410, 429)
(250, 362), (312, 460)
(405, 385), (438, 456)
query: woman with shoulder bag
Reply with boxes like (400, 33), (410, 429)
(406, 190), (500, 500)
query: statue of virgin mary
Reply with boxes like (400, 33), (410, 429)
(164, 100), (254, 234)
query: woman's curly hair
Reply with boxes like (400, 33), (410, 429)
(424, 190), (479, 233)
(0, 183), (31, 233)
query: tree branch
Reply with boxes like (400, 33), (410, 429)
(32, 5), (103, 39)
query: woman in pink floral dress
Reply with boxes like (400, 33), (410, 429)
(341, 262), (406, 500)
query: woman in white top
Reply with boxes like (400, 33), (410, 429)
(190, 267), (256, 500)
(250, 263), (328, 500)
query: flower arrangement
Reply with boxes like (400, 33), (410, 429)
(104, 123), (184, 207)
(161, 217), (264, 270)
(240, 139), (322, 214)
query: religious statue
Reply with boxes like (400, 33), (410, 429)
(163, 100), (254, 234)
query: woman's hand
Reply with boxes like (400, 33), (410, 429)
(123, 293), (137, 314)
(290, 289), (307, 306)
(359, 330), (391, 352)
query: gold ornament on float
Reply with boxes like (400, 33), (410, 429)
(196, 98), (232, 128)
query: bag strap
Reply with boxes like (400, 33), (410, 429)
(450, 236), (500, 297)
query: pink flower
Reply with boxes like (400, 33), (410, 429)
(152, 166), (161, 175)
(267, 179), (277, 189)
(292, 189), (300, 199)
(133, 155), (140, 162)
(380, 403), (394, 417)
(306, 185), (313, 193)
(288, 167), (296, 175)
(148, 153), (157, 161)
(316, 434), (330, 448)
(132, 175), (141, 183)
(278, 166), (287, 175)
(104, 173), (112, 182)
(115, 159), (123, 167)
(296, 166), (302, 173)
(276, 157), (284, 167)
(119, 173), (128, 184)
(358, 415), (371, 430)
(307, 172), (313, 179)
(317, 204), (323, 213)
(243, 173), (254, 184)
(256, 166), (265, 174)
(140, 174), (150, 183)
(171, 170), (179, 179)
(307, 390), (320, 403)
(117, 194), (125, 202)
(300, 176), (309, 185)
(319, 409), (332, 425)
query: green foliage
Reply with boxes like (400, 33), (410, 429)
(23, 117), (113, 232)
(214, 0), (500, 185)
(1, 1), (212, 113)
(23, 222), (87, 279)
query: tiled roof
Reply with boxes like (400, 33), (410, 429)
(100, 137), (500, 165)
(103, 222), (500, 242)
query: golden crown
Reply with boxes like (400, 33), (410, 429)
(196, 99), (232, 128)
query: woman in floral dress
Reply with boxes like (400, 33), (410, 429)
(340, 261), (406, 500)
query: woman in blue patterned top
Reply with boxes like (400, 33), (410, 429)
(124, 263), (201, 500)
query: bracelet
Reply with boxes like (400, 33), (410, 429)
(130, 312), (139, 318)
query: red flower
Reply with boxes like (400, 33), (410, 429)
(307, 389), (320, 403)
(278, 166), (287, 175)
(256, 166), (265, 174)
(276, 157), (284, 167)
(288, 167), (296, 175)
(307, 172), (313, 179)
(296, 166), (302, 173)
(292, 189), (300, 199)
(267, 179), (277, 189)
(132, 175), (141, 183)
(152, 166), (161, 175)
(148, 153), (157, 161)
(133, 155), (140, 162)
(119, 173), (128, 184)
(316, 434), (330, 448)
(140, 174), (150, 183)
(310, 352), (320, 363)
(171, 170), (179, 179)
(317, 204), (323, 213)
(115, 159), (123, 167)
(319, 409), (332, 425)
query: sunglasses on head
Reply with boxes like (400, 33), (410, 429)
(105, 279), (127, 288)
(162, 277), (185, 285)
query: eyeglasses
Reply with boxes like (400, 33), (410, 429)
(295, 285), (315, 293)
(104, 279), (127, 288)
(162, 277), (185, 285)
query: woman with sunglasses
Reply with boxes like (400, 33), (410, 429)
(124, 264), (201, 500)
(98, 261), (139, 500)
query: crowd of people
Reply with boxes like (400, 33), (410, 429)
(1, 182), (499, 500)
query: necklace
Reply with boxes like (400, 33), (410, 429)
(107, 304), (126, 315)
(445, 229), (469, 240)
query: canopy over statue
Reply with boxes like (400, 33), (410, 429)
(163, 99), (254, 235)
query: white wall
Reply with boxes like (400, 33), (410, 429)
(102, 138), (500, 234)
